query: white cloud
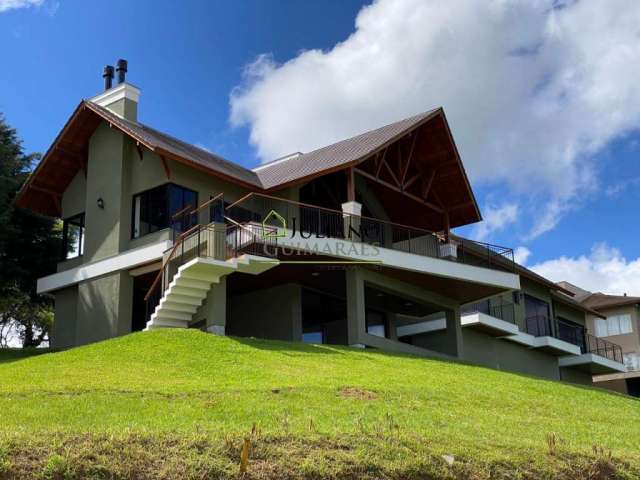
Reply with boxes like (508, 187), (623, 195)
(530, 243), (640, 296)
(230, 0), (640, 238)
(605, 176), (640, 198)
(514, 246), (532, 266)
(0, 0), (43, 12)
(471, 202), (519, 241)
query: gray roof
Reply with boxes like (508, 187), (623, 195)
(254, 109), (439, 189)
(86, 103), (444, 192)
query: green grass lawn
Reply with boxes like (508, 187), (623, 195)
(0, 329), (638, 479)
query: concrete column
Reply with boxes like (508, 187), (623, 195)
(205, 277), (227, 335)
(444, 307), (464, 358)
(342, 201), (362, 241)
(346, 267), (366, 346)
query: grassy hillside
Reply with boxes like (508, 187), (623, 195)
(0, 329), (638, 479)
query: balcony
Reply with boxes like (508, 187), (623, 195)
(225, 192), (516, 273)
(460, 301), (519, 336)
(506, 315), (581, 355)
(553, 321), (626, 374)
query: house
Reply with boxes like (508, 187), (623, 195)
(559, 282), (640, 396)
(15, 61), (626, 386)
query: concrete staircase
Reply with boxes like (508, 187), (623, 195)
(145, 254), (277, 330)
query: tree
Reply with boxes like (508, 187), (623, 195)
(0, 114), (61, 347)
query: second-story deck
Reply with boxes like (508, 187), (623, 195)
(223, 192), (516, 273)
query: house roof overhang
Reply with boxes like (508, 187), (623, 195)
(259, 109), (482, 231)
(16, 103), (481, 232)
(15, 101), (261, 217)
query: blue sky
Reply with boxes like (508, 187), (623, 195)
(2, 0), (640, 294)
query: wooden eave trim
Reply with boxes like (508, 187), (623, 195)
(437, 109), (482, 222)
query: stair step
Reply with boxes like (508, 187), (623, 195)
(166, 286), (208, 298)
(161, 293), (203, 307)
(153, 308), (192, 321)
(180, 269), (221, 282)
(172, 277), (213, 290)
(147, 317), (190, 329)
(158, 300), (198, 314)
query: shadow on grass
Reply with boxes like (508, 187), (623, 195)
(0, 348), (50, 365)
(230, 335), (348, 356)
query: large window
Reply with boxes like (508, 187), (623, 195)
(132, 184), (198, 238)
(557, 317), (585, 350)
(594, 314), (633, 337)
(62, 213), (85, 260)
(524, 294), (552, 337)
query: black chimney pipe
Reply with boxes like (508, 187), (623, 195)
(116, 59), (128, 84)
(103, 65), (114, 90)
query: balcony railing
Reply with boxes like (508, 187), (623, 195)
(584, 333), (624, 364)
(462, 301), (516, 324)
(225, 192), (515, 272)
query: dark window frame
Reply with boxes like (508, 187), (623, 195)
(131, 183), (198, 239)
(61, 212), (85, 260)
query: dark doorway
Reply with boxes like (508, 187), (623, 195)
(301, 289), (347, 345)
(132, 271), (159, 332)
(627, 378), (640, 398)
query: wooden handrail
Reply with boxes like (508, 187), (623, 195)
(143, 223), (201, 302)
(170, 204), (194, 221)
(226, 191), (439, 237)
(190, 192), (224, 216)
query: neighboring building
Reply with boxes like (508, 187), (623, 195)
(559, 282), (640, 396)
(15, 62), (626, 387)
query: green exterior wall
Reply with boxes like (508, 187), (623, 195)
(84, 122), (129, 262)
(462, 330), (561, 380)
(559, 367), (593, 386)
(51, 286), (78, 349)
(76, 272), (133, 345)
(553, 299), (586, 326)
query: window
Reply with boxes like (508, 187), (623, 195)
(624, 353), (640, 371)
(62, 213), (85, 260)
(524, 294), (552, 337)
(302, 331), (324, 344)
(595, 314), (633, 337)
(557, 317), (585, 350)
(209, 198), (229, 223)
(132, 184), (198, 238)
(366, 310), (387, 338)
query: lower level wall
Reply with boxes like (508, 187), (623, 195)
(462, 329), (561, 381)
(559, 367), (594, 386)
(76, 271), (133, 345)
(51, 286), (79, 349)
(227, 284), (302, 341)
(52, 271), (133, 348)
(593, 378), (629, 395)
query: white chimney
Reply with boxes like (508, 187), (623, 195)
(90, 59), (140, 122)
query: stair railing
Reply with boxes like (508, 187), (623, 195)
(143, 193), (282, 325)
(144, 193), (224, 322)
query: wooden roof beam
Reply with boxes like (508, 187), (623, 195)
(354, 167), (443, 214)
